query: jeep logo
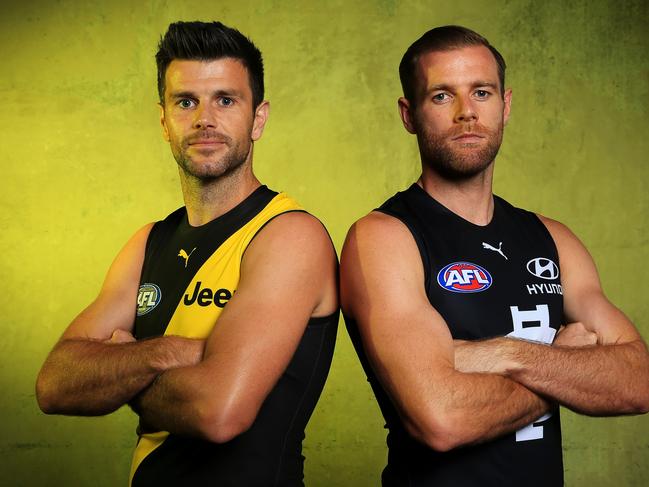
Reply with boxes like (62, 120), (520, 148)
(183, 281), (233, 308)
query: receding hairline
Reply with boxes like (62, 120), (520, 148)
(399, 26), (507, 103)
(408, 44), (506, 102)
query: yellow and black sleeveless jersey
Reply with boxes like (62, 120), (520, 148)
(131, 185), (338, 486)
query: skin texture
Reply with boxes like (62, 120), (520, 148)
(36, 58), (339, 444)
(341, 213), (550, 452)
(399, 48), (511, 181)
(456, 216), (649, 416)
(341, 44), (649, 452)
(36, 223), (206, 415)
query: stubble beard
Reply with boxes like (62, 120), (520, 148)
(416, 119), (504, 181)
(171, 130), (252, 182)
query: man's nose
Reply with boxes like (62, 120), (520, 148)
(454, 95), (477, 123)
(193, 103), (218, 130)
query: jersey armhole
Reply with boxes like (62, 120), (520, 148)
(375, 208), (432, 291)
(239, 209), (310, 263)
(531, 212), (561, 270)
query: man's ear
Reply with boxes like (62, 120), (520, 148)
(159, 103), (170, 142)
(503, 88), (512, 126)
(398, 97), (417, 134)
(251, 101), (270, 141)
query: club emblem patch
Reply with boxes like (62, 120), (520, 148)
(437, 262), (492, 293)
(137, 283), (162, 316)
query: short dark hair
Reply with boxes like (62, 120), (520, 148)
(156, 21), (264, 109)
(399, 25), (506, 105)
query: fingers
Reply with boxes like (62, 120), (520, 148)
(108, 329), (136, 344)
(554, 322), (597, 348)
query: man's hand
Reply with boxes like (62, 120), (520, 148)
(106, 329), (136, 344)
(341, 213), (550, 452)
(133, 211), (338, 443)
(455, 323), (597, 375)
(36, 223), (205, 416)
(553, 322), (597, 348)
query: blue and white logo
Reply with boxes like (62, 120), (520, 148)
(137, 283), (162, 316)
(437, 262), (493, 293)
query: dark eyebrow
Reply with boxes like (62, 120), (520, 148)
(168, 91), (197, 100)
(168, 89), (245, 100)
(472, 81), (499, 90)
(213, 88), (243, 97)
(426, 84), (452, 94)
(425, 81), (499, 95)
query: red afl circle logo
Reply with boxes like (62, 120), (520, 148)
(437, 262), (493, 293)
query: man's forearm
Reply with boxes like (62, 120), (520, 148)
(463, 338), (649, 415)
(433, 370), (551, 449)
(132, 365), (204, 437)
(507, 339), (649, 415)
(36, 336), (204, 416)
(400, 352), (551, 452)
(132, 360), (243, 443)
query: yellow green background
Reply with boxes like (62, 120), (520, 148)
(1, 0), (648, 485)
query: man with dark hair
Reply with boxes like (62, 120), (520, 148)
(36, 21), (338, 486)
(341, 25), (649, 485)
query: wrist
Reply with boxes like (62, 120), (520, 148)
(149, 336), (204, 372)
(497, 337), (525, 378)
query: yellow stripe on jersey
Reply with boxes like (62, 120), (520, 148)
(129, 192), (303, 485)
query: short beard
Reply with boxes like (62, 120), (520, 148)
(416, 120), (503, 181)
(172, 130), (251, 182)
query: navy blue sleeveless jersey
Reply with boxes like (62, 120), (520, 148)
(345, 183), (565, 486)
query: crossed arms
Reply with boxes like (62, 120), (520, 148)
(340, 212), (649, 452)
(36, 212), (338, 443)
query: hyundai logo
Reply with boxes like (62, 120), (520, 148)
(526, 258), (559, 280)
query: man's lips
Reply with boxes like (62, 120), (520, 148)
(452, 133), (485, 143)
(188, 139), (227, 146)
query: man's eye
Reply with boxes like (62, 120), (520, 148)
(178, 99), (195, 108)
(475, 90), (490, 98)
(432, 93), (448, 102)
(219, 97), (234, 107)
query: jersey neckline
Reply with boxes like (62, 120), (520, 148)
(179, 185), (278, 233)
(408, 183), (501, 229)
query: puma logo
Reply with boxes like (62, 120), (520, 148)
(178, 247), (196, 268)
(482, 241), (508, 260)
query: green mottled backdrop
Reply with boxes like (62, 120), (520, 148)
(1, 0), (647, 485)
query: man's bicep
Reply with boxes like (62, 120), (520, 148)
(61, 223), (153, 341)
(199, 212), (337, 405)
(341, 214), (455, 428)
(541, 216), (641, 344)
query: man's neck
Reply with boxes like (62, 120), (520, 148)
(179, 164), (261, 227)
(418, 164), (495, 226)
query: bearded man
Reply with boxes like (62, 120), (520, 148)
(341, 25), (649, 486)
(37, 21), (338, 486)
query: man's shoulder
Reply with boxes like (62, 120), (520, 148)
(354, 210), (413, 239)
(534, 213), (579, 248)
(342, 211), (422, 269)
(251, 210), (335, 259)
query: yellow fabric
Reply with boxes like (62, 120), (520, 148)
(129, 192), (302, 485)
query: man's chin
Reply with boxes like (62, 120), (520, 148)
(424, 156), (493, 181)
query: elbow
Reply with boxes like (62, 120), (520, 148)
(629, 386), (649, 415)
(196, 401), (255, 444)
(404, 411), (468, 453)
(35, 371), (59, 415)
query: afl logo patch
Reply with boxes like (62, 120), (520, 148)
(437, 262), (492, 293)
(526, 258), (559, 280)
(137, 283), (162, 316)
